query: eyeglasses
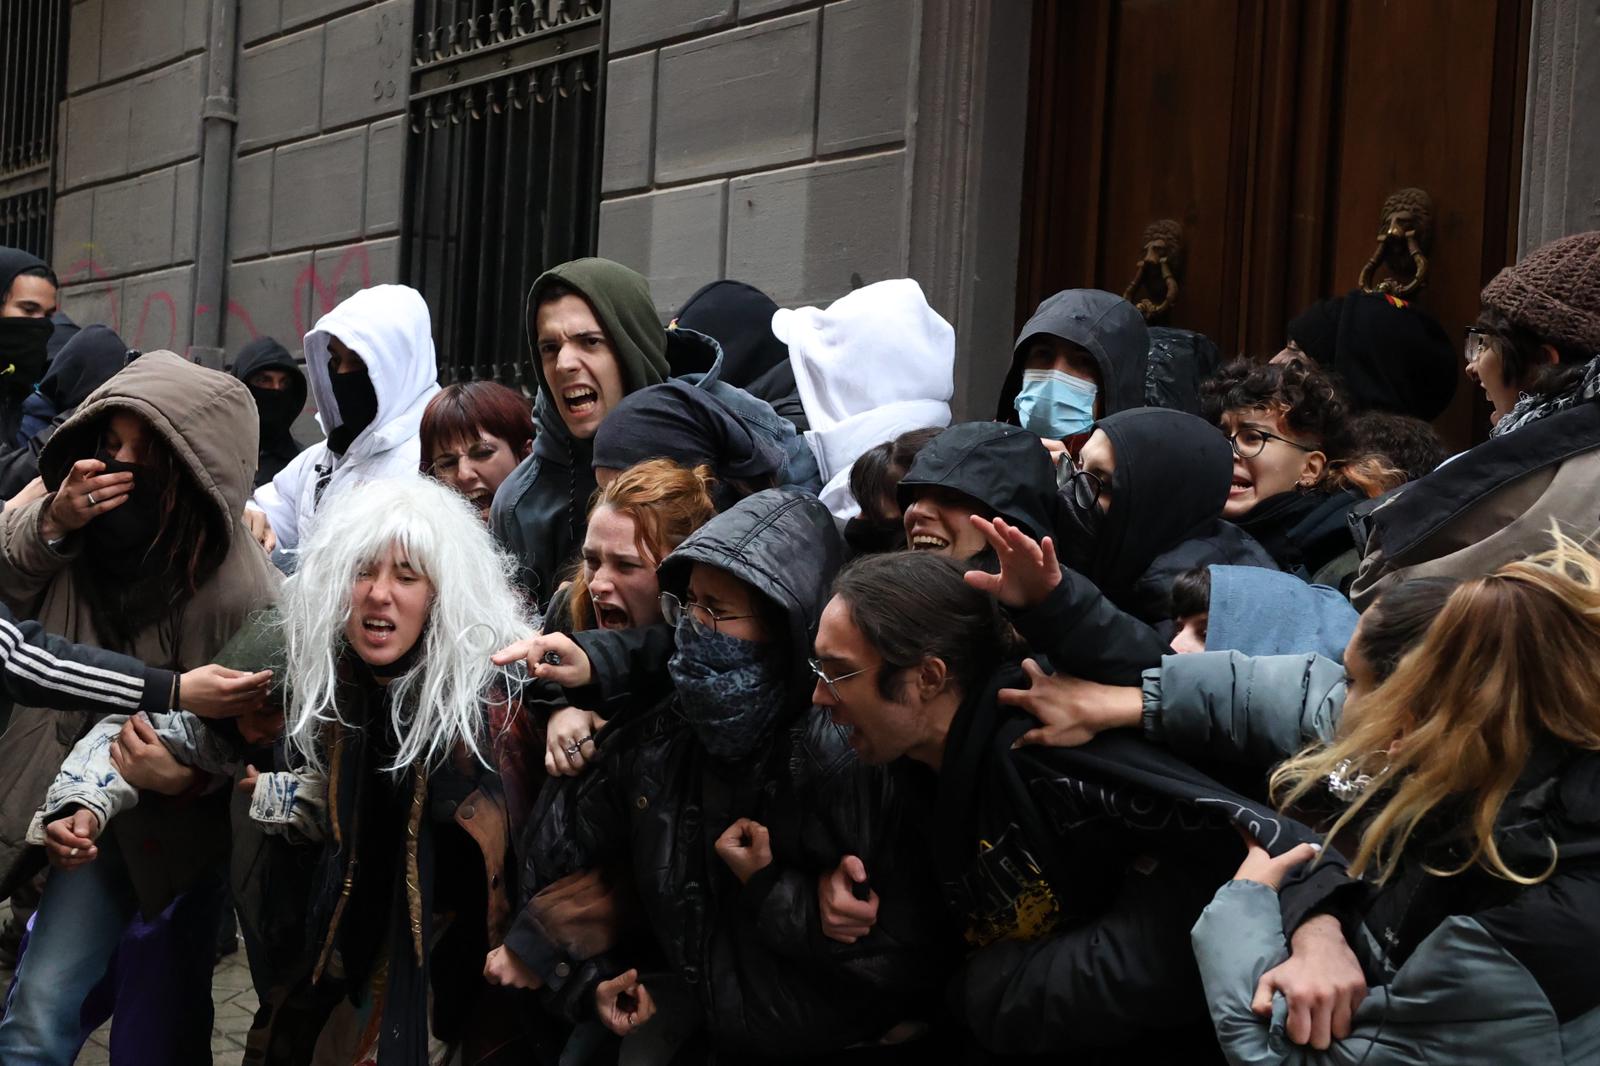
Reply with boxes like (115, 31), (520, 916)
(808, 658), (868, 702)
(1222, 426), (1316, 459)
(659, 591), (754, 636)
(1463, 327), (1496, 367)
(1057, 453), (1104, 511)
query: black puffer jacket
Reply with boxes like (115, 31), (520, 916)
(1066, 408), (1277, 622)
(516, 491), (954, 1057)
(1143, 325), (1221, 415)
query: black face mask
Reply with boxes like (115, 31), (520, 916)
(249, 384), (301, 437)
(0, 316), (53, 395)
(82, 453), (168, 579)
(1052, 491), (1104, 578)
(326, 369), (378, 455)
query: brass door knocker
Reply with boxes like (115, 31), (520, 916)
(1122, 219), (1184, 321)
(1358, 187), (1433, 297)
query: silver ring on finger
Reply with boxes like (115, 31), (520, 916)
(578, 734), (595, 747)
(87, 492), (97, 505)
(565, 742), (582, 757)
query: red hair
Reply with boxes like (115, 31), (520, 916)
(420, 381), (535, 469)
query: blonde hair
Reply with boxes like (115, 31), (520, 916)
(1272, 529), (1600, 885)
(567, 459), (718, 632)
(280, 475), (534, 774)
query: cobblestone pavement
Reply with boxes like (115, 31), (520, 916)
(0, 901), (257, 1066)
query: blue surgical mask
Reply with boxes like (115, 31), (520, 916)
(1014, 369), (1098, 439)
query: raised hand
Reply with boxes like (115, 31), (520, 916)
(998, 659), (1143, 748)
(962, 515), (1061, 610)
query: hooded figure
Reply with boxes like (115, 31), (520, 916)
(1203, 564), (1358, 661)
(999, 289), (1150, 433)
(673, 279), (808, 430)
(591, 379), (787, 508)
(521, 490), (952, 1057)
(247, 285), (441, 554)
(897, 422), (1059, 562)
(45, 312), (79, 363)
(1287, 290), (1457, 421)
(1065, 408), (1276, 623)
(231, 336), (307, 488)
(0, 247), (58, 443)
(774, 279), (954, 519)
(492, 258), (812, 607)
(0, 324), (128, 498)
(0, 351), (280, 1060)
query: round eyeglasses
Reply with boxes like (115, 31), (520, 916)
(659, 591), (754, 635)
(1222, 426), (1316, 460)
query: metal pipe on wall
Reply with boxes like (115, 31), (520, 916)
(191, 0), (239, 368)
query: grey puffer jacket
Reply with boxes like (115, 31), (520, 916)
(1140, 651), (1344, 768)
(1193, 748), (1600, 1065)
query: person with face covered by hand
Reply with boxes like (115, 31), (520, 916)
(231, 336), (307, 489)
(1053, 408), (1277, 624)
(0, 351), (279, 1066)
(0, 324), (129, 500)
(244, 286), (440, 558)
(998, 289), (1150, 460)
(0, 247), (61, 448)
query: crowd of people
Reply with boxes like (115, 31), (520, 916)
(0, 228), (1594, 1065)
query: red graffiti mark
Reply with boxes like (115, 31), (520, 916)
(58, 243), (379, 355)
(293, 245), (373, 337)
(130, 291), (178, 351)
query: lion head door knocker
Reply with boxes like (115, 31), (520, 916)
(1358, 188), (1433, 297)
(1121, 220), (1184, 322)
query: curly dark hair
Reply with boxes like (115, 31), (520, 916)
(1202, 358), (1357, 460)
(1349, 411), (1446, 484)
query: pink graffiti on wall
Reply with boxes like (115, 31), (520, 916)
(57, 244), (375, 354)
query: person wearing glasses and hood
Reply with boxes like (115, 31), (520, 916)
(1051, 407), (1277, 625)
(243, 285), (441, 558)
(998, 289), (1150, 458)
(501, 490), (954, 1062)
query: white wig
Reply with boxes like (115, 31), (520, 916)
(280, 474), (534, 774)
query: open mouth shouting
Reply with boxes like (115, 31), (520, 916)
(562, 385), (600, 419)
(360, 616), (398, 645)
(909, 533), (951, 552)
(593, 600), (630, 630)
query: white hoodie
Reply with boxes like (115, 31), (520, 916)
(247, 285), (441, 551)
(772, 279), (954, 518)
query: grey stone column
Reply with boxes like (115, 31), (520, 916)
(1519, 0), (1600, 255)
(905, 0), (1033, 420)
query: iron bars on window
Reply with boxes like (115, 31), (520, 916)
(0, 0), (69, 258)
(404, 0), (604, 387)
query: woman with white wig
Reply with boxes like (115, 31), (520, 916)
(256, 474), (545, 1065)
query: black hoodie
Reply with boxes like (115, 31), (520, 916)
(515, 491), (955, 1056)
(0, 324), (128, 499)
(231, 336), (307, 488)
(997, 289), (1150, 424)
(1287, 290), (1457, 421)
(1074, 408), (1277, 622)
(897, 421), (1060, 549)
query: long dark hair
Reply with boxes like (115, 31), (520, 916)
(78, 413), (228, 650)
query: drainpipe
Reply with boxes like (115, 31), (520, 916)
(190, 0), (239, 370)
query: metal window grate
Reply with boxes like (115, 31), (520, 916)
(0, 0), (69, 257)
(404, 0), (605, 387)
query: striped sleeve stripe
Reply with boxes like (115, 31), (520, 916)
(0, 620), (145, 708)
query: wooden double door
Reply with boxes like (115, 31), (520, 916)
(1017, 0), (1532, 446)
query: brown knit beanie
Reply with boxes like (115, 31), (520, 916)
(1480, 230), (1600, 353)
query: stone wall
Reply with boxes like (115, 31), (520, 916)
(595, 0), (920, 316)
(53, 0), (409, 360)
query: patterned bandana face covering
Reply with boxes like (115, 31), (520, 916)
(1014, 369), (1098, 439)
(668, 617), (788, 761)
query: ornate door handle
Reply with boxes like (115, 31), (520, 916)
(1122, 219), (1184, 321)
(1358, 187), (1433, 297)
